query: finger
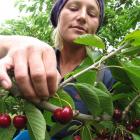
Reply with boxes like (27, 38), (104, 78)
(0, 56), (13, 89)
(13, 49), (39, 102)
(43, 48), (58, 96)
(28, 48), (49, 98)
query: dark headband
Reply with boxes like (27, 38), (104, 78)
(50, 0), (104, 30)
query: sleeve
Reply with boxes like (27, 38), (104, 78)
(13, 130), (30, 140)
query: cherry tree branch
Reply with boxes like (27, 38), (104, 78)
(59, 42), (129, 88)
(9, 42), (130, 122)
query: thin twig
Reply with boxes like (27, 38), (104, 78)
(59, 42), (130, 88)
(122, 93), (140, 119)
(9, 42), (130, 122)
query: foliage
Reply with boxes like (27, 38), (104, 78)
(0, 0), (139, 46)
(0, 0), (140, 140)
(0, 30), (140, 140)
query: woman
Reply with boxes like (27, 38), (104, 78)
(0, 0), (106, 104)
(0, 0), (114, 139)
(12, 0), (114, 139)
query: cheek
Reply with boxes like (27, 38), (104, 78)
(89, 19), (100, 34)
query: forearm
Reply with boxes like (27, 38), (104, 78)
(0, 35), (48, 58)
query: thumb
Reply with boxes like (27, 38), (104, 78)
(0, 56), (13, 89)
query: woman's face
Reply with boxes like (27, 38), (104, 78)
(58, 0), (100, 44)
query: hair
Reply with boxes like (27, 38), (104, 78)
(52, 22), (63, 50)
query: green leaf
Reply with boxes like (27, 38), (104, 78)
(76, 70), (97, 85)
(74, 83), (100, 117)
(81, 125), (92, 140)
(112, 93), (133, 101)
(122, 57), (140, 90)
(131, 133), (140, 140)
(24, 102), (47, 140)
(92, 86), (113, 116)
(74, 34), (105, 49)
(0, 125), (16, 140)
(124, 30), (140, 46)
(97, 121), (114, 132)
(45, 130), (51, 140)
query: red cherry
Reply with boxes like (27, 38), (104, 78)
(13, 115), (27, 129)
(53, 108), (63, 122)
(73, 135), (81, 140)
(0, 114), (11, 128)
(132, 119), (140, 128)
(59, 106), (73, 124)
(113, 108), (122, 122)
(126, 125), (135, 132)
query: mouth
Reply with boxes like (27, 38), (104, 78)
(71, 26), (87, 33)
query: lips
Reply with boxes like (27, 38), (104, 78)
(71, 26), (87, 33)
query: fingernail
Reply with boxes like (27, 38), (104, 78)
(1, 80), (10, 89)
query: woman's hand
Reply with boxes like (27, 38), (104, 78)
(0, 35), (61, 103)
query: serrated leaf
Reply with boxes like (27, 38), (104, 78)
(74, 34), (105, 49)
(81, 125), (92, 140)
(24, 102), (47, 140)
(76, 70), (97, 85)
(74, 83), (100, 117)
(0, 125), (16, 140)
(92, 86), (113, 116)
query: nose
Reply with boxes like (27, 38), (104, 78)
(77, 8), (87, 24)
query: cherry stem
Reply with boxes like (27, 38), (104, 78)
(122, 93), (140, 120)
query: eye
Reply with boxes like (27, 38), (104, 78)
(67, 3), (79, 11)
(69, 6), (79, 11)
(88, 11), (98, 17)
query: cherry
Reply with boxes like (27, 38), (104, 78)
(126, 125), (135, 132)
(113, 108), (122, 122)
(13, 115), (27, 129)
(60, 106), (73, 124)
(73, 135), (81, 140)
(132, 119), (140, 128)
(124, 134), (133, 140)
(52, 106), (73, 124)
(0, 114), (11, 128)
(52, 108), (63, 122)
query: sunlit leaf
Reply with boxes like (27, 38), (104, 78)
(74, 34), (105, 49)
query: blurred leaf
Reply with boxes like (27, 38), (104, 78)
(124, 30), (140, 46)
(74, 34), (105, 49)
(0, 125), (16, 140)
(81, 125), (92, 140)
(122, 57), (140, 90)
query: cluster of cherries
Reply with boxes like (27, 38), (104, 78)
(113, 108), (140, 132)
(0, 113), (27, 130)
(52, 106), (73, 124)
